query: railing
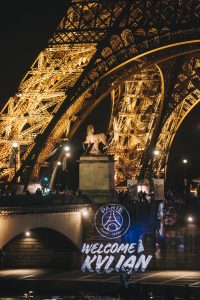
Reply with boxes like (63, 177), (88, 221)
(0, 194), (91, 208)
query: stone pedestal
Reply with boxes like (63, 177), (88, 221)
(78, 155), (114, 203)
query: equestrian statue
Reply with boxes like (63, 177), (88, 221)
(83, 125), (108, 155)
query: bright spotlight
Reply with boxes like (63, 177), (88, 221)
(12, 142), (18, 149)
(154, 150), (160, 156)
(82, 209), (88, 217)
(57, 161), (62, 166)
(187, 216), (193, 223)
(183, 159), (188, 164)
(64, 145), (70, 152)
(65, 152), (71, 158)
(25, 231), (31, 237)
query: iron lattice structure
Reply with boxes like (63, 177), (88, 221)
(0, 0), (200, 186)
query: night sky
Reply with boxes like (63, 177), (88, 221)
(0, 1), (200, 190)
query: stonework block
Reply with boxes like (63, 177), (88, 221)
(78, 155), (114, 203)
(79, 155), (114, 191)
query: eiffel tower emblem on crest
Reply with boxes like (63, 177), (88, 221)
(103, 210), (123, 232)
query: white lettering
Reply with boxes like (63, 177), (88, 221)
(122, 255), (137, 273)
(81, 243), (92, 254)
(134, 255), (152, 271)
(117, 243), (129, 254)
(81, 242), (145, 255)
(110, 243), (119, 253)
(117, 206), (123, 213)
(91, 243), (99, 254)
(128, 243), (137, 254)
(81, 254), (152, 273)
(111, 206), (116, 211)
(81, 243), (152, 273)
(96, 255), (109, 272)
(115, 255), (126, 272)
(104, 243), (112, 254)
(104, 255), (115, 273)
(97, 243), (104, 254)
(81, 255), (97, 272)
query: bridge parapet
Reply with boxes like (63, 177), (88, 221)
(0, 204), (90, 216)
(0, 194), (91, 208)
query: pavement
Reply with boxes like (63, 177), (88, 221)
(0, 269), (200, 297)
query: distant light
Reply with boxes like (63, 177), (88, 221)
(57, 161), (62, 166)
(12, 142), (18, 149)
(187, 216), (193, 223)
(64, 145), (70, 152)
(24, 291), (34, 299)
(82, 209), (89, 217)
(154, 150), (160, 156)
(183, 159), (188, 164)
(25, 231), (31, 237)
(44, 177), (48, 181)
(65, 152), (71, 158)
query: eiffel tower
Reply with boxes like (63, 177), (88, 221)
(103, 211), (122, 232)
(0, 0), (199, 188)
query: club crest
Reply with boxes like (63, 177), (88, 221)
(94, 204), (130, 239)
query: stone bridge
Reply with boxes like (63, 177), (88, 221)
(0, 201), (91, 268)
(0, 204), (87, 249)
(0, 199), (200, 270)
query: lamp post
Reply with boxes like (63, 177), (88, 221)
(182, 159), (189, 202)
(49, 143), (71, 191)
(149, 149), (160, 196)
(63, 145), (71, 191)
(55, 161), (62, 193)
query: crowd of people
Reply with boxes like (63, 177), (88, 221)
(0, 181), (197, 205)
(116, 189), (154, 204)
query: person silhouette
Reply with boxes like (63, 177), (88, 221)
(119, 268), (133, 299)
(138, 190), (143, 203)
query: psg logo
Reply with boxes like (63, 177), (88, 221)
(94, 204), (130, 239)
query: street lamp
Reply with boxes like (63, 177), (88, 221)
(64, 145), (70, 152)
(12, 142), (18, 149)
(182, 159), (189, 201)
(153, 149), (160, 156)
(61, 144), (71, 191)
(50, 144), (71, 192)
(25, 231), (31, 237)
(182, 159), (188, 178)
(82, 209), (89, 217)
(149, 149), (160, 199)
(187, 216), (193, 223)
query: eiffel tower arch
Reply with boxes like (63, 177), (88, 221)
(0, 0), (200, 189)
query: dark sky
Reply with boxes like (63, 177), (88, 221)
(167, 105), (200, 188)
(0, 0), (66, 102)
(0, 1), (200, 189)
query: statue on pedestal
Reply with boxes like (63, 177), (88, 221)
(83, 125), (108, 155)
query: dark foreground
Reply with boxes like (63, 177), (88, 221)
(0, 269), (200, 299)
